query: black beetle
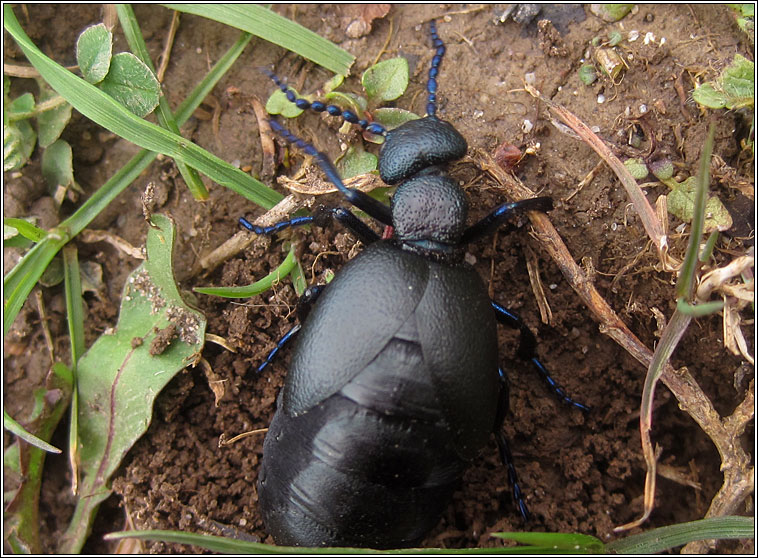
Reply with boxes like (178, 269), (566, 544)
(240, 20), (587, 549)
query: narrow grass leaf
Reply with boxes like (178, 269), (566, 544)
(3, 410), (62, 454)
(491, 532), (604, 553)
(607, 516), (754, 554)
(4, 217), (46, 242)
(163, 4), (354, 76)
(60, 215), (206, 553)
(676, 124), (715, 298)
(194, 245), (297, 297)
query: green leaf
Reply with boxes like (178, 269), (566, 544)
(324, 90), (367, 114)
(4, 217), (45, 242)
(362, 57), (409, 103)
(3, 119), (36, 171)
(3, 410), (62, 454)
(41, 139), (75, 192)
(676, 297), (724, 317)
(666, 176), (733, 233)
(720, 54), (754, 108)
(692, 82), (727, 109)
(372, 108), (420, 130)
(266, 88), (305, 118)
(98, 52), (161, 117)
(38, 256), (64, 287)
(162, 4), (354, 76)
(589, 4), (633, 22)
(607, 516), (754, 554)
(578, 64), (598, 85)
(648, 158), (674, 180)
(624, 157), (649, 179)
(75, 23), (112, 84)
(36, 80), (73, 148)
(491, 532), (604, 553)
(337, 145), (378, 178)
(194, 246), (297, 297)
(60, 214), (206, 553)
(693, 54), (754, 110)
(323, 73), (345, 94)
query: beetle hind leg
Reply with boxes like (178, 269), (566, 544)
(491, 300), (590, 412)
(495, 367), (530, 522)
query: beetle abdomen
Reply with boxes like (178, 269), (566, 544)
(258, 338), (467, 548)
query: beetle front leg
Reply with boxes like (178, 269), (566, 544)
(491, 301), (590, 412)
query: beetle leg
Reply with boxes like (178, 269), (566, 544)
(256, 284), (330, 374)
(460, 197), (552, 244)
(240, 206), (380, 245)
(256, 323), (301, 374)
(494, 366), (531, 522)
(491, 301), (591, 412)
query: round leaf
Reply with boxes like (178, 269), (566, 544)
(41, 139), (74, 192)
(336, 145), (377, 179)
(4, 120), (36, 171)
(98, 53), (160, 117)
(361, 57), (409, 103)
(372, 107), (420, 130)
(76, 23), (112, 84)
(36, 80), (72, 148)
(265, 88), (305, 118)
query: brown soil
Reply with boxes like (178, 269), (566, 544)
(4, 4), (754, 554)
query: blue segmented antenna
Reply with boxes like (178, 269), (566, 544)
(426, 19), (446, 117)
(263, 68), (387, 136)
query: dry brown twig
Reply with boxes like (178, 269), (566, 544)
(475, 148), (754, 543)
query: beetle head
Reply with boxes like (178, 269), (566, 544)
(378, 116), (467, 185)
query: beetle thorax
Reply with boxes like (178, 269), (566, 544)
(390, 171), (468, 258)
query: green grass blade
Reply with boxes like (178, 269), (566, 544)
(4, 5), (281, 209)
(194, 245), (297, 297)
(62, 245), (85, 363)
(162, 4), (354, 75)
(607, 516), (754, 554)
(116, 4), (208, 200)
(676, 124), (715, 298)
(4, 30), (254, 335)
(491, 532), (604, 553)
(3, 410), (62, 454)
(104, 529), (576, 554)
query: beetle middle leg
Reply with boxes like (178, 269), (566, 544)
(255, 284), (328, 374)
(491, 301), (590, 412)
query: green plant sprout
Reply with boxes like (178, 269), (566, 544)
(623, 156), (733, 232)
